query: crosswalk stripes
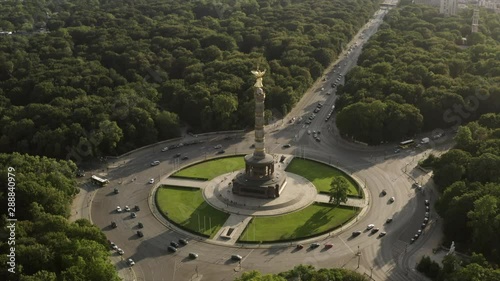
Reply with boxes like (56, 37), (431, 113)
(392, 240), (408, 259)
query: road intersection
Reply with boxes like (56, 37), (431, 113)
(70, 7), (454, 281)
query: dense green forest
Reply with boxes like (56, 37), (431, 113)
(0, 0), (380, 160)
(335, 4), (500, 144)
(417, 112), (500, 279)
(234, 265), (368, 281)
(0, 153), (119, 280)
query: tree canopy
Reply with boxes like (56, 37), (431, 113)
(0, 0), (380, 160)
(424, 113), (500, 278)
(0, 153), (119, 280)
(335, 4), (500, 143)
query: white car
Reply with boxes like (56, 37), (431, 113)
(148, 178), (155, 184)
(116, 206), (122, 212)
(117, 248), (124, 255)
(124, 206), (130, 212)
(367, 224), (375, 230)
(161, 147), (169, 152)
(389, 197), (395, 203)
(151, 160), (160, 166)
(127, 258), (135, 266)
(214, 144), (222, 149)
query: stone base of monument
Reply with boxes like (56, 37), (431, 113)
(202, 172), (318, 217)
(231, 170), (287, 199)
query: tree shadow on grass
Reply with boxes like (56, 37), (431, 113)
(292, 205), (333, 238)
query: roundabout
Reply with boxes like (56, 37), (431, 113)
(156, 155), (362, 243)
(82, 9), (451, 280)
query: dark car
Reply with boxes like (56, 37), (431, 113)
(135, 205), (140, 211)
(167, 246), (177, 253)
(138, 222), (143, 228)
(181, 156), (189, 160)
(425, 200), (430, 206)
(283, 144), (291, 148)
(111, 221), (117, 228)
(179, 238), (188, 245)
(352, 231), (362, 237)
(296, 244), (304, 249)
(174, 153), (181, 158)
(231, 255), (242, 261)
(371, 228), (379, 234)
(381, 189), (386, 196)
(386, 218), (393, 223)
(217, 150), (225, 154)
(137, 230), (143, 237)
(310, 243), (320, 249)
(170, 241), (179, 248)
(114, 188), (119, 194)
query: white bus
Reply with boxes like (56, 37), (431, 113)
(91, 175), (109, 186)
(399, 139), (415, 149)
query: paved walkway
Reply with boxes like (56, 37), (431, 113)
(161, 177), (207, 188)
(213, 215), (253, 245)
(315, 194), (366, 208)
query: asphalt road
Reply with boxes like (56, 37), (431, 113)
(82, 7), (455, 281)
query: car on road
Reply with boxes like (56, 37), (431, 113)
(179, 238), (188, 245)
(189, 252), (199, 259)
(150, 160), (160, 166)
(426, 206), (430, 211)
(124, 205), (130, 212)
(114, 188), (119, 194)
(137, 230), (143, 237)
(131, 212), (136, 218)
(381, 189), (386, 196)
(389, 197), (395, 203)
(116, 206), (122, 212)
(231, 255), (242, 261)
(296, 244), (304, 249)
(170, 241), (179, 248)
(425, 200), (430, 206)
(310, 243), (320, 249)
(305, 120), (312, 124)
(214, 144), (222, 149)
(135, 205), (140, 211)
(167, 246), (177, 253)
(324, 243), (333, 249)
(117, 248), (124, 255)
(367, 224), (375, 230)
(315, 137), (321, 142)
(174, 153), (181, 158)
(352, 231), (362, 237)
(425, 212), (430, 218)
(138, 222), (143, 228)
(386, 218), (393, 223)
(110, 242), (118, 250)
(421, 223), (427, 229)
(161, 147), (169, 152)
(379, 232), (387, 237)
(181, 156), (189, 160)
(371, 228), (379, 234)
(148, 178), (155, 184)
(283, 144), (291, 148)
(127, 258), (135, 266)
(394, 149), (401, 154)
(111, 221), (117, 228)
(217, 150), (225, 154)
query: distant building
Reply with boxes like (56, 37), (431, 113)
(479, 0), (500, 13)
(414, 0), (440, 6)
(440, 0), (458, 16)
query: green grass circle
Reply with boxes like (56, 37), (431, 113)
(155, 156), (362, 242)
